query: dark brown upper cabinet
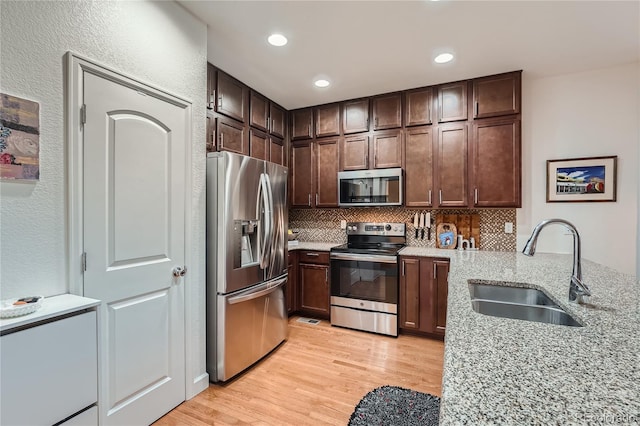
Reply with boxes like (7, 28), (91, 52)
(372, 93), (402, 130)
(436, 122), (468, 207)
(216, 116), (248, 156)
(315, 138), (339, 207)
(405, 87), (433, 127)
(269, 136), (285, 167)
(404, 126), (434, 207)
(269, 103), (286, 139)
(473, 72), (521, 119)
(372, 129), (403, 169)
(340, 134), (370, 171)
(343, 99), (370, 134)
(471, 117), (521, 207)
(290, 140), (314, 207)
(250, 91), (269, 132)
(438, 82), (467, 123)
(215, 70), (247, 123)
(249, 128), (269, 161)
(291, 108), (313, 140)
(315, 103), (341, 138)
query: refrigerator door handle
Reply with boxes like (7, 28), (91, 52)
(264, 173), (277, 271)
(258, 173), (271, 269)
(227, 276), (287, 305)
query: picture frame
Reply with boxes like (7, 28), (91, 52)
(546, 156), (617, 202)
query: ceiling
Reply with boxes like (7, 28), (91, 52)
(177, 1), (640, 110)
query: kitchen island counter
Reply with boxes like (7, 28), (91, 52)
(398, 248), (640, 424)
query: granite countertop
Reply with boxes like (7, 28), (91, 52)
(287, 241), (340, 252)
(402, 249), (640, 424)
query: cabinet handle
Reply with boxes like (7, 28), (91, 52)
(475, 188), (478, 204)
(218, 95), (223, 108)
(433, 263), (437, 279)
(402, 260), (405, 276)
(375, 117), (379, 128)
(316, 193), (319, 206)
(428, 190), (432, 205)
(366, 118), (369, 129)
(474, 102), (479, 117)
(220, 133), (224, 146)
(439, 189), (442, 205)
(308, 124), (311, 137)
(325, 268), (328, 283)
(306, 253), (319, 257)
(428, 107), (431, 123)
(308, 193), (311, 206)
(208, 90), (215, 109)
(272, 119), (276, 132)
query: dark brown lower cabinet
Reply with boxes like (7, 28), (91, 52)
(286, 251), (298, 314)
(297, 250), (330, 319)
(399, 256), (450, 336)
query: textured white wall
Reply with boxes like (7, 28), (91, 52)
(0, 0), (208, 396)
(518, 63), (639, 276)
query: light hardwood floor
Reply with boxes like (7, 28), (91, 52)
(154, 316), (444, 426)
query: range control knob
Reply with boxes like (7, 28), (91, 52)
(385, 224), (392, 231)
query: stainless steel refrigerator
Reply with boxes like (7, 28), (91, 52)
(206, 151), (288, 382)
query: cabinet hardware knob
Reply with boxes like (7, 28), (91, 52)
(173, 266), (187, 278)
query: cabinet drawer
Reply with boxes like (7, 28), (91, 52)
(298, 250), (330, 265)
(1, 311), (98, 426)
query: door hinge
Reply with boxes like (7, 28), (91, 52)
(81, 252), (87, 272)
(80, 104), (87, 125)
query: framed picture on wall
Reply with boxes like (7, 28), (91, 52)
(546, 156), (617, 202)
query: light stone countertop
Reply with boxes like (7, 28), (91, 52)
(398, 249), (640, 425)
(287, 241), (340, 252)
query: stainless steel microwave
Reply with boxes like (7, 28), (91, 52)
(338, 168), (403, 207)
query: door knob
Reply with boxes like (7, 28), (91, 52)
(172, 266), (187, 277)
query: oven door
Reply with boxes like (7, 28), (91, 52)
(330, 252), (398, 311)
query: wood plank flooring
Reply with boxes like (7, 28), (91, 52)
(154, 316), (444, 426)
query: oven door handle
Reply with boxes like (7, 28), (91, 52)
(330, 253), (397, 264)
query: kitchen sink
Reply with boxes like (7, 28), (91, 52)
(468, 282), (583, 327)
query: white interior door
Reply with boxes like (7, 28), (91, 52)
(82, 71), (187, 425)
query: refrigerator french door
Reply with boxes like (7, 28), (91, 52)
(206, 152), (288, 382)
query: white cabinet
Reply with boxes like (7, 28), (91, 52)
(1, 296), (99, 426)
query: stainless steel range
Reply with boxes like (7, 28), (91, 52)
(330, 222), (406, 337)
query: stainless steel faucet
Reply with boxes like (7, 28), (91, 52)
(522, 219), (591, 303)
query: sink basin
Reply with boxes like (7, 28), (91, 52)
(468, 282), (583, 327)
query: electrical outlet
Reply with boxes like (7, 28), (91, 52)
(340, 220), (347, 229)
(504, 222), (513, 234)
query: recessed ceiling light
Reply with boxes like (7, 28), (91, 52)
(314, 79), (330, 88)
(434, 53), (454, 64)
(267, 34), (288, 47)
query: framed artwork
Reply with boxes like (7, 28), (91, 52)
(0, 93), (40, 180)
(546, 156), (617, 202)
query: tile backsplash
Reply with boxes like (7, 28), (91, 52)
(289, 208), (517, 251)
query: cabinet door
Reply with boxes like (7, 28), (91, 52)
(343, 99), (370, 134)
(291, 108), (313, 140)
(206, 115), (215, 152)
(216, 70), (247, 123)
(373, 129), (403, 169)
(473, 72), (521, 119)
(438, 82), (467, 122)
(217, 116), (248, 155)
(249, 128), (269, 161)
(436, 122), (468, 207)
(405, 87), (433, 127)
(404, 126), (434, 207)
(287, 252), (298, 314)
(399, 257), (421, 330)
(250, 91), (269, 132)
(315, 103), (340, 137)
(206, 63), (216, 110)
(290, 141), (313, 207)
(269, 136), (284, 166)
(341, 134), (369, 171)
(471, 118), (521, 207)
(315, 138), (339, 207)
(299, 263), (330, 317)
(269, 103), (286, 138)
(432, 259), (450, 335)
(372, 93), (402, 130)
